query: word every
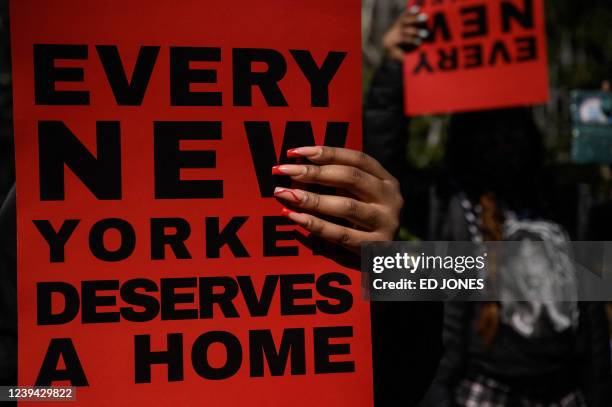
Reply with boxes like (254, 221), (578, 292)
(34, 44), (346, 107)
(411, 0), (540, 73)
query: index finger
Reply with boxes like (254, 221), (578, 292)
(401, 10), (428, 26)
(287, 146), (395, 182)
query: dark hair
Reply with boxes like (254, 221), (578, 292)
(446, 108), (545, 345)
(446, 108), (544, 212)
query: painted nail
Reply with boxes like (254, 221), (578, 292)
(274, 187), (304, 203)
(416, 13), (428, 22)
(408, 5), (420, 14)
(418, 29), (429, 38)
(287, 146), (322, 158)
(271, 165), (306, 176)
(281, 208), (309, 225)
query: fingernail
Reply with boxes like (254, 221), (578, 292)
(281, 208), (309, 225)
(416, 13), (428, 22)
(408, 5), (420, 14)
(272, 165), (306, 176)
(287, 146), (322, 158)
(274, 187), (304, 203)
(418, 29), (429, 38)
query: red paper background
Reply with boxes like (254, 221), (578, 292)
(404, 0), (549, 116)
(10, 0), (371, 405)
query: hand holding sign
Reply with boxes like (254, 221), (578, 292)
(273, 146), (403, 253)
(12, 0), (374, 404)
(383, 6), (430, 62)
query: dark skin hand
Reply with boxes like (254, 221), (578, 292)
(382, 5), (429, 62)
(273, 146), (403, 254)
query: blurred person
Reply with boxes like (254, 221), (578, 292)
(364, 8), (612, 407)
(425, 110), (612, 407)
(362, 0), (405, 71)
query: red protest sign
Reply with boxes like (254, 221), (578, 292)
(10, 1), (372, 405)
(404, 0), (549, 116)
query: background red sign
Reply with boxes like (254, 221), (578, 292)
(11, 0), (372, 405)
(404, 0), (549, 115)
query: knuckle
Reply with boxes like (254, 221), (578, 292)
(365, 211), (379, 228)
(300, 191), (310, 207)
(384, 177), (403, 209)
(337, 229), (352, 245)
(319, 145), (329, 159)
(350, 168), (363, 184)
(396, 195), (405, 210)
(303, 216), (313, 230)
(389, 219), (400, 234)
(376, 207), (400, 236)
(358, 151), (369, 165)
(310, 193), (321, 210)
(311, 218), (324, 234)
(305, 165), (320, 179)
(345, 198), (359, 217)
(384, 208), (401, 231)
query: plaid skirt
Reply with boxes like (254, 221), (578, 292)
(454, 374), (587, 407)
